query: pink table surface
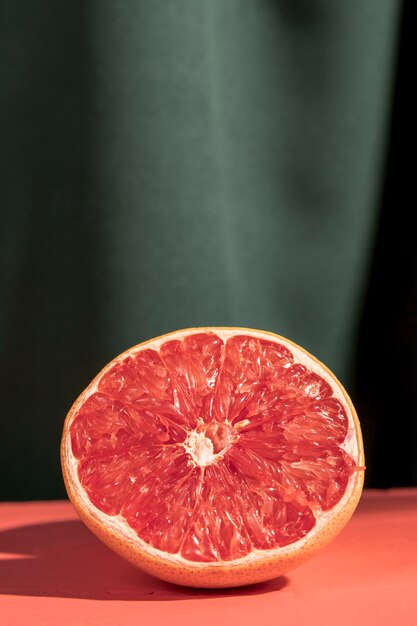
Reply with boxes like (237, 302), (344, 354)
(1, 489), (417, 626)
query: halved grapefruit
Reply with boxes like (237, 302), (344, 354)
(61, 327), (364, 588)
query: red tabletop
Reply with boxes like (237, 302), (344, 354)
(1, 489), (416, 626)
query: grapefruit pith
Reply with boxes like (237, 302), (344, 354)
(61, 327), (364, 588)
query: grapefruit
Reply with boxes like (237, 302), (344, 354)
(61, 327), (364, 588)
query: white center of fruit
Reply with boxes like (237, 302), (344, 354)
(183, 421), (238, 467)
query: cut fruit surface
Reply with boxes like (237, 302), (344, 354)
(61, 328), (364, 587)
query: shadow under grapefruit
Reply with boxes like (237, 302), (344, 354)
(0, 519), (288, 600)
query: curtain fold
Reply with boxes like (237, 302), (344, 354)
(0, 1), (407, 498)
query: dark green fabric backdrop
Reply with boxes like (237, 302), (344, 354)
(1, 0), (412, 499)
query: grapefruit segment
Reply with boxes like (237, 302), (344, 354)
(98, 349), (172, 403)
(61, 327), (364, 587)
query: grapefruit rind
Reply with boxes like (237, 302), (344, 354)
(61, 327), (364, 588)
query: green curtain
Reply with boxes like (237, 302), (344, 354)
(0, 0), (401, 499)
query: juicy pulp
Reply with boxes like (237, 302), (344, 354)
(70, 332), (357, 562)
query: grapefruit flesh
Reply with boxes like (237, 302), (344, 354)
(62, 328), (364, 587)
